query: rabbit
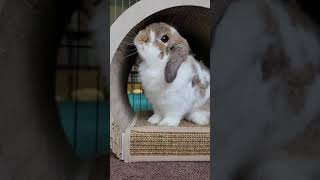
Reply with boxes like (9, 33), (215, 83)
(212, 0), (320, 180)
(133, 22), (210, 127)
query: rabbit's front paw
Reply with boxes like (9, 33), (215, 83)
(158, 117), (180, 127)
(147, 114), (162, 125)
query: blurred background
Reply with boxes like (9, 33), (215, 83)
(55, 8), (108, 159)
(55, 0), (152, 159)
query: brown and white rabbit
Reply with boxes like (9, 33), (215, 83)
(134, 22), (210, 127)
(213, 0), (320, 180)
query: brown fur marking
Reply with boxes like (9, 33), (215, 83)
(192, 75), (201, 87)
(191, 62), (209, 97)
(137, 29), (149, 44)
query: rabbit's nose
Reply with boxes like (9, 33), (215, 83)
(138, 32), (149, 43)
(140, 37), (149, 43)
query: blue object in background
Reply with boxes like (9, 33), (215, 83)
(57, 94), (151, 159)
(128, 93), (153, 112)
(58, 101), (109, 159)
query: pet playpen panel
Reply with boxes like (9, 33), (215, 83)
(56, 10), (108, 158)
(110, 0), (210, 162)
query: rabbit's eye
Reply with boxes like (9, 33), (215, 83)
(160, 35), (169, 43)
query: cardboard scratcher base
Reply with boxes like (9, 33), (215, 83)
(122, 111), (210, 162)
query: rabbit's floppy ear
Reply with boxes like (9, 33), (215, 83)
(165, 38), (190, 83)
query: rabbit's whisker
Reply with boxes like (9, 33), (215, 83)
(127, 31), (137, 36)
(124, 51), (138, 59)
(124, 38), (135, 42)
(122, 42), (135, 46)
(124, 35), (136, 40)
(124, 35), (137, 40)
(122, 41), (134, 44)
(126, 48), (137, 52)
(122, 39), (134, 43)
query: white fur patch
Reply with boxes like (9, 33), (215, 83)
(150, 30), (156, 43)
(138, 55), (210, 127)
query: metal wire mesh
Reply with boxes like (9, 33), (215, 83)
(127, 65), (153, 112)
(110, 0), (140, 24)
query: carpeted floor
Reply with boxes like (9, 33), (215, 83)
(110, 154), (210, 180)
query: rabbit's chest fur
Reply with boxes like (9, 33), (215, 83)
(138, 56), (204, 114)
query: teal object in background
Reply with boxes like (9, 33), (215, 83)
(128, 93), (153, 112)
(58, 101), (109, 159)
(57, 94), (151, 159)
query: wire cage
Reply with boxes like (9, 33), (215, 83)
(111, 0), (140, 24)
(127, 65), (153, 112)
(55, 9), (108, 159)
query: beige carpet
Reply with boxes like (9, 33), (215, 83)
(110, 153), (210, 180)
